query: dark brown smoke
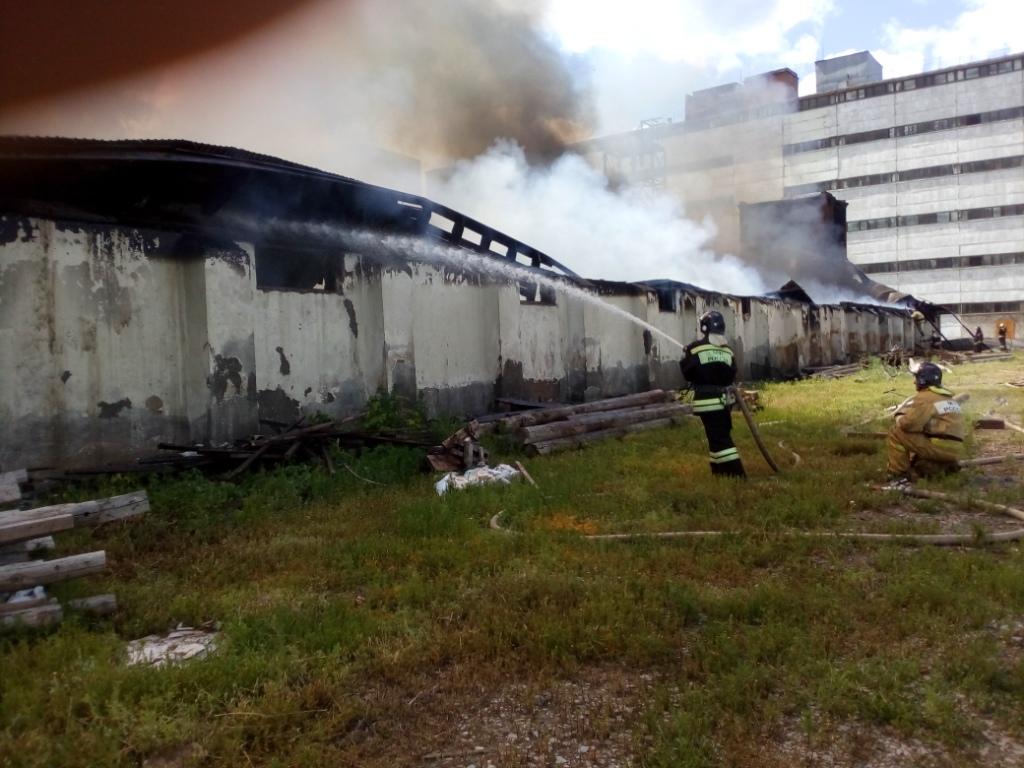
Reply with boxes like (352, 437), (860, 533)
(335, 0), (593, 163)
(0, 0), (592, 174)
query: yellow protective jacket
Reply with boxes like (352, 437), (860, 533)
(893, 386), (965, 441)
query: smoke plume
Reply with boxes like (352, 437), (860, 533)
(0, 0), (884, 302)
(431, 141), (769, 293)
(0, 0), (591, 171)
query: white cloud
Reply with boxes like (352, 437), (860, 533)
(875, 0), (1024, 78)
(544, 0), (833, 72)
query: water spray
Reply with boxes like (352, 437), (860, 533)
(259, 218), (688, 352)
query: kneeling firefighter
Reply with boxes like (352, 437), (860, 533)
(680, 310), (746, 478)
(887, 362), (964, 481)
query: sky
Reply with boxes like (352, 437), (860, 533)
(542, 0), (1024, 133)
(1, 0), (1022, 163)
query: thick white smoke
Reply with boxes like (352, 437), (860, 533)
(431, 141), (770, 293)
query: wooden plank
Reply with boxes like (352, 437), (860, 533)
(67, 594), (117, 616)
(1, 603), (62, 629)
(0, 551), (106, 591)
(0, 514), (73, 546)
(0, 492), (148, 529)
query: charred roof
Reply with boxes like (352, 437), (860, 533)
(0, 135), (579, 280)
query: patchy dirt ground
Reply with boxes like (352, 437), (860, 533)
(414, 667), (672, 768)
(772, 716), (1024, 768)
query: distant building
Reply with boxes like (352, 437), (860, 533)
(578, 50), (1024, 339)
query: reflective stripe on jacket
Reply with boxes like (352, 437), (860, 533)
(893, 386), (965, 441)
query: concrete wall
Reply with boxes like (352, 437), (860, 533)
(0, 214), (912, 471)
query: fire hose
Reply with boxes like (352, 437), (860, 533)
(728, 386), (780, 474)
(490, 484), (1024, 546)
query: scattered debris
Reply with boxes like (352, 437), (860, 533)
(427, 427), (490, 472)
(0, 491), (147, 630)
(803, 361), (866, 379)
(126, 623), (219, 667)
(435, 464), (522, 495)
(152, 418), (435, 478)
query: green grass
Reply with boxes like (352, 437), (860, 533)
(2, 356), (1023, 766)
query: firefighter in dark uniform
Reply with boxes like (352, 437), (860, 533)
(680, 310), (746, 478)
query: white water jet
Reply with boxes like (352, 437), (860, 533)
(259, 218), (689, 351)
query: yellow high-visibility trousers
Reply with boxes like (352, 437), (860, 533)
(887, 425), (961, 477)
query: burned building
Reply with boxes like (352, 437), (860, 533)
(0, 137), (912, 470)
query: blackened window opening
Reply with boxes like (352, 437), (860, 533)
(657, 288), (678, 313)
(256, 246), (341, 291)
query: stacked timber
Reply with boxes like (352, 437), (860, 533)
(804, 362), (866, 380)
(0, 491), (148, 629)
(474, 390), (692, 456)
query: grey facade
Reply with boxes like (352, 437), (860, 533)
(579, 51), (1024, 340)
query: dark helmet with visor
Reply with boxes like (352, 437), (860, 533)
(914, 361), (943, 389)
(699, 310), (726, 336)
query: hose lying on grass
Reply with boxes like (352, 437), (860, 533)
(489, 484), (1024, 547)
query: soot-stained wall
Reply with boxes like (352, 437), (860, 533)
(0, 214), (913, 470)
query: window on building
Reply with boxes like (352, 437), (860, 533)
(656, 288), (677, 313)
(255, 246), (340, 291)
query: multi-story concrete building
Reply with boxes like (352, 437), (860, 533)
(579, 50), (1024, 340)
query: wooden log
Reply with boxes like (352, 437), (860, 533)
(67, 594), (117, 616)
(519, 403), (692, 444)
(0, 551), (106, 591)
(0, 595), (49, 615)
(974, 418), (1005, 430)
(222, 441), (272, 479)
(959, 453), (1024, 467)
(514, 461), (538, 488)
(0, 514), (73, 546)
(1, 603), (62, 629)
(0, 492), (148, 529)
(1002, 419), (1024, 436)
(528, 416), (685, 456)
(498, 390), (671, 431)
(967, 353), (1013, 363)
